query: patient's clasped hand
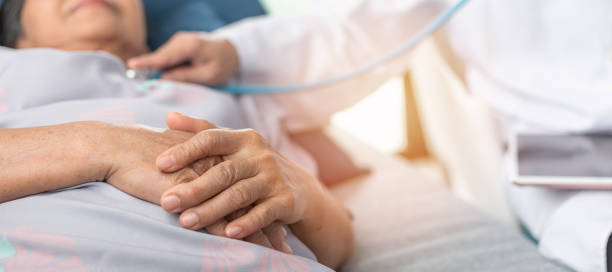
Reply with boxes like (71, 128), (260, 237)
(0, 0), (352, 270)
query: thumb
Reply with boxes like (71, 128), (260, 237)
(166, 112), (217, 133)
(128, 33), (201, 70)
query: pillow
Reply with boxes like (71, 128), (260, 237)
(0, 0), (266, 50)
(142, 0), (266, 50)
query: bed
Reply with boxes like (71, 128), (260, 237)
(327, 128), (571, 272)
(0, 1), (575, 270)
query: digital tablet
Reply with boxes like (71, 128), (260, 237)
(509, 133), (612, 189)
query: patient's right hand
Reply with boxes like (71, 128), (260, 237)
(101, 124), (215, 204)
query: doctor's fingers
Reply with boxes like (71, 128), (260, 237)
(164, 38), (239, 85)
(128, 32), (202, 71)
(161, 62), (227, 86)
(161, 158), (261, 213)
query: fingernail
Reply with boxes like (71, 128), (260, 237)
(282, 242), (293, 254)
(226, 226), (242, 238)
(127, 59), (139, 68)
(157, 154), (176, 170)
(181, 213), (199, 229)
(162, 195), (180, 212)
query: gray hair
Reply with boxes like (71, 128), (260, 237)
(0, 0), (25, 48)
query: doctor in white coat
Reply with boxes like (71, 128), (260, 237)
(128, 0), (612, 271)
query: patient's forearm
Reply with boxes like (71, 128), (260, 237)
(0, 122), (109, 203)
(290, 185), (354, 269)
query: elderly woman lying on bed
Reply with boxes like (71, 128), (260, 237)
(0, 0), (352, 270)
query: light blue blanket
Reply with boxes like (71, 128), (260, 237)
(0, 47), (329, 272)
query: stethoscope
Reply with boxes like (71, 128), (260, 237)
(126, 0), (469, 94)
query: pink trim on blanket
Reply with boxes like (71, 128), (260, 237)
(200, 239), (314, 272)
(1, 228), (87, 272)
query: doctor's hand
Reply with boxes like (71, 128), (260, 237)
(158, 113), (324, 250)
(127, 32), (239, 86)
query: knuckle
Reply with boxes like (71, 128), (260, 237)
(181, 186), (198, 200)
(257, 166), (277, 182)
(283, 196), (296, 212)
(191, 158), (216, 175)
(242, 129), (263, 144)
(183, 134), (208, 158)
(190, 134), (206, 151)
(249, 213), (266, 229)
(179, 33), (201, 47)
(174, 143), (192, 159)
(195, 130), (214, 146)
(258, 151), (277, 166)
(259, 161), (281, 180)
(230, 185), (252, 207)
(174, 169), (198, 185)
(216, 161), (236, 184)
(189, 38), (203, 50)
(258, 206), (275, 225)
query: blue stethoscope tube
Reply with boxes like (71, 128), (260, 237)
(127, 0), (469, 94)
(217, 0), (470, 94)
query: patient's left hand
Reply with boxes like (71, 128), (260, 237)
(157, 113), (323, 244)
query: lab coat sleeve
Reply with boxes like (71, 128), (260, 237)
(213, 0), (450, 133)
(537, 191), (612, 272)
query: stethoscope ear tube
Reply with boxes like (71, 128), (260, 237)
(217, 0), (470, 94)
(126, 0), (469, 94)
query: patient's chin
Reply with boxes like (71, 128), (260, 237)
(71, 19), (123, 42)
(69, 8), (119, 33)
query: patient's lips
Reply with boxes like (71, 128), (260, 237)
(69, 0), (116, 14)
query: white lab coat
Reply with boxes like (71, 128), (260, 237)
(447, 1), (612, 272)
(213, 0), (450, 181)
(214, 0), (449, 133)
(213, 0), (611, 271)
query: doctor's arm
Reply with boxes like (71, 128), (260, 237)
(128, 0), (448, 132)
